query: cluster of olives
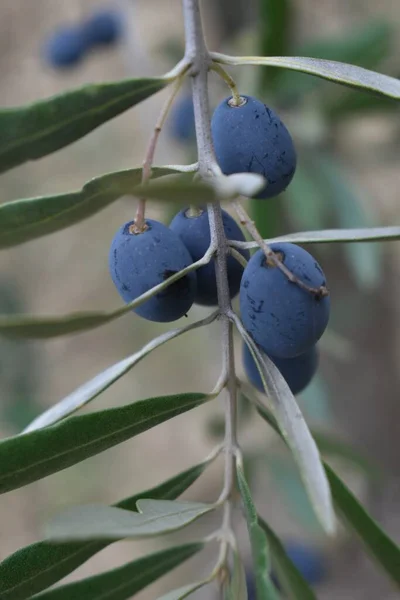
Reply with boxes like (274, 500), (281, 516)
(43, 9), (122, 69)
(109, 95), (330, 396)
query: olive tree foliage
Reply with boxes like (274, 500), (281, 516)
(0, 1), (399, 599)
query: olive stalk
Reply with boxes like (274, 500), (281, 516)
(182, 0), (238, 572)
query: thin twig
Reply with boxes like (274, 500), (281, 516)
(183, 0), (239, 573)
(133, 77), (186, 232)
(232, 199), (329, 298)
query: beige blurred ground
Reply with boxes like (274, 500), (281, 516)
(0, 1), (399, 599)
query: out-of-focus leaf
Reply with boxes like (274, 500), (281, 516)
(234, 323), (335, 535)
(0, 392), (208, 494)
(313, 154), (382, 291)
(34, 543), (203, 600)
(325, 465), (400, 587)
(328, 89), (399, 118)
(253, 399), (400, 588)
(236, 465), (279, 599)
(0, 167), (175, 249)
(259, 0), (292, 89)
(313, 431), (380, 481)
(0, 77), (166, 174)
(46, 500), (215, 541)
(284, 160), (330, 232)
(23, 311), (217, 432)
(211, 53), (400, 100)
(0, 460), (211, 600)
(258, 516), (317, 600)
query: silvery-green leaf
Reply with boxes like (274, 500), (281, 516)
(211, 53), (400, 99)
(233, 316), (335, 535)
(157, 581), (209, 600)
(46, 501), (215, 541)
(229, 226), (400, 249)
(0, 461), (211, 600)
(22, 311), (218, 432)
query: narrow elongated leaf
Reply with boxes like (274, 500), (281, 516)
(226, 551), (248, 600)
(252, 398), (400, 588)
(236, 466), (279, 600)
(34, 543), (203, 600)
(0, 260), (212, 339)
(234, 320), (335, 535)
(277, 20), (394, 99)
(211, 53), (400, 99)
(23, 311), (218, 432)
(258, 516), (317, 600)
(0, 392), (208, 494)
(0, 77), (166, 174)
(157, 581), (209, 600)
(229, 226), (400, 249)
(0, 167), (175, 249)
(325, 465), (400, 587)
(0, 461), (211, 600)
(259, 0), (292, 89)
(47, 500), (215, 541)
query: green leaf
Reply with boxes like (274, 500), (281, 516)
(277, 20), (394, 99)
(34, 543), (203, 600)
(259, 0), (292, 88)
(47, 500), (215, 541)
(211, 53), (400, 99)
(0, 77), (166, 174)
(229, 226), (400, 250)
(22, 311), (218, 432)
(0, 392), (208, 494)
(236, 465), (279, 600)
(157, 581), (209, 600)
(234, 326), (335, 535)
(0, 461), (210, 600)
(258, 516), (317, 600)
(226, 551), (248, 600)
(0, 167), (175, 249)
(325, 465), (400, 587)
(311, 154), (382, 291)
(253, 399), (400, 589)
(0, 267), (215, 340)
(284, 161), (330, 232)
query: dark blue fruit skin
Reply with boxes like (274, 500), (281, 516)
(43, 27), (87, 68)
(282, 541), (327, 586)
(211, 95), (297, 199)
(242, 342), (319, 396)
(169, 95), (196, 143)
(81, 10), (122, 46)
(240, 243), (330, 358)
(169, 207), (250, 306)
(109, 219), (196, 322)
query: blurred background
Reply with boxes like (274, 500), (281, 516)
(0, 0), (399, 598)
